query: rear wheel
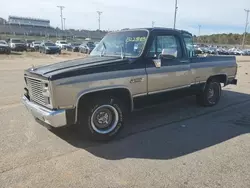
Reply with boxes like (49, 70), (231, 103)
(196, 80), (221, 106)
(78, 96), (126, 141)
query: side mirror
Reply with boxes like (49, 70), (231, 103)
(160, 48), (177, 59)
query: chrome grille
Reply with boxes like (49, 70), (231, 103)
(26, 77), (46, 106)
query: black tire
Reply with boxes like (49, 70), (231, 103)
(196, 80), (221, 107)
(6, 50), (11, 55)
(78, 96), (126, 141)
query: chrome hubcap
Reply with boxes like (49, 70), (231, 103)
(96, 110), (111, 127)
(91, 105), (119, 134)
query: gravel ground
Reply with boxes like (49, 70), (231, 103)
(0, 53), (249, 188)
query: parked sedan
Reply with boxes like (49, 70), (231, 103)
(39, 42), (61, 54)
(0, 40), (11, 54)
(243, 49), (250, 55)
(65, 43), (81, 52)
(79, 42), (95, 54)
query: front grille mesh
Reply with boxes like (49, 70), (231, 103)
(26, 78), (46, 106)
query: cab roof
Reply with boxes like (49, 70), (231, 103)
(120, 27), (192, 36)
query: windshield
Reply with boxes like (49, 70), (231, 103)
(60, 42), (67, 44)
(45, 42), (56, 46)
(34, 41), (41, 44)
(90, 30), (148, 57)
(12, 39), (24, 43)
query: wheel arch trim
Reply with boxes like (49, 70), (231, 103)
(74, 85), (134, 124)
(202, 73), (228, 91)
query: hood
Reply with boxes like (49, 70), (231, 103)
(25, 56), (131, 80)
(12, 43), (25, 45)
(47, 46), (59, 49)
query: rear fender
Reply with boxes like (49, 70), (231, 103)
(202, 74), (228, 91)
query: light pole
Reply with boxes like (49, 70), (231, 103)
(97, 11), (102, 30)
(63, 18), (66, 30)
(173, 0), (178, 29)
(152, 21), (155, 28)
(198, 25), (201, 43)
(57, 5), (65, 30)
(242, 9), (250, 49)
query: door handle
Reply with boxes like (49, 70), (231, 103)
(180, 60), (190, 63)
(130, 78), (144, 83)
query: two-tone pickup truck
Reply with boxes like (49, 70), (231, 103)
(22, 28), (237, 140)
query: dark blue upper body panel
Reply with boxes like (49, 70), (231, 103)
(24, 28), (236, 81)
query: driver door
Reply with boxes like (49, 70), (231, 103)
(146, 33), (191, 94)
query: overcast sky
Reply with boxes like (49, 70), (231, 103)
(1, 0), (250, 35)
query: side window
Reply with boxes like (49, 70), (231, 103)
(148, 35), (182, 58)
(182, 33), (195, 58)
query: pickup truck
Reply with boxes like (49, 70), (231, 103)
(55, 40), (68, 49)
(22, 28), (238, 141)
(9, 38), (27, 52)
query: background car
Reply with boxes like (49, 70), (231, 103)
(79, 41), (95, 54)
(94, 41), (100, 47)
(25, 39), (35, 50)
(55, 40), (68, 49)
(8, 38), (27, 52)
(39, 41), (61, 54)
(0, 40), (11, 54)
(65, 42), (81, 52)
(30, 41), (42, 51)
(243, 49), (250, 56)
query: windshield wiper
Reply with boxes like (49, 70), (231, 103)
(100, 42), (106, 57)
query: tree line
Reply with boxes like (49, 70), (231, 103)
(193, 33), (250, 45)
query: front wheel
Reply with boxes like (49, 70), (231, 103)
(6, 50), (11, 55)
(196, 80), (221, 107)
(78, 96), (126, 141)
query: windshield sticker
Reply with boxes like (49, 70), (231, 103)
(126, 37), (146, 42)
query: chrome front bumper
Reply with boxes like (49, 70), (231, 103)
(22, 95), (66, 128)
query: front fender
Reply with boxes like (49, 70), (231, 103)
(74, 85), (134, 124)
